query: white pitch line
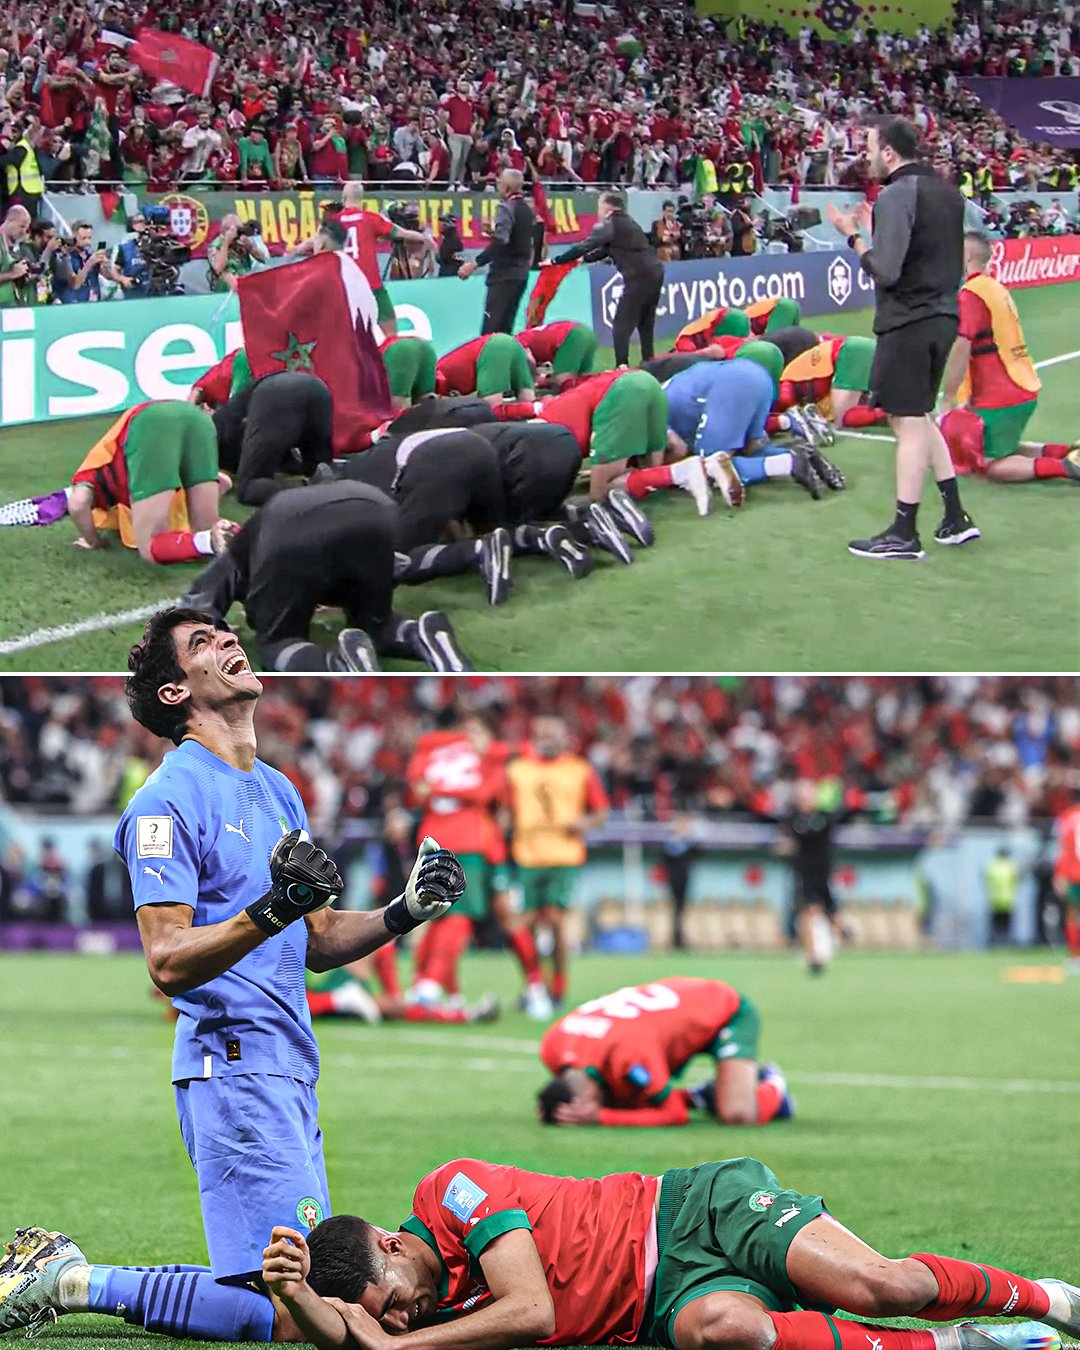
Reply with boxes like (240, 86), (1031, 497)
(1034, 347), (1080, 371)
(0, 599), (170, 657)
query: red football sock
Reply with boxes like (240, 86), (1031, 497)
(494, 400), (543, 421)
(550, 971), (567, 1001)
(418, 914), (473, 992)
(403, 1004), (467, 1024)
(305, 991), (335, 1018)
(373, 943), (401, 998)
(910, 1253), (1049, 1320)
(509, 928), (543, 983)
(766, 413), (785, 434)
(625, 464), (674, 499)
(1065, 915), (1080, 958)
(1034, 459), (1067, 479)
(148, 530), (210, 564)
(757, 1079), (783, 1123)
(842, 406), (889, 428)
(1041, 443), (1070, 458)
(768, 1311), (937, 1350)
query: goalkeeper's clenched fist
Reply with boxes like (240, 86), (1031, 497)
(246, 829), (344, 936)
(384, 837), (467, 935)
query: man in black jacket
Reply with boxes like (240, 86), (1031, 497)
(555, 190), (665, 367)
(459, 169), (535, 334)
(828, 116), (977, 561)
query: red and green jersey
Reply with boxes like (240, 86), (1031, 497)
(957, 275), (1040, 409)
(515, 321), (578, 364)
(405, 1157), (658, 1345)
(435, 335), (495, 397)
(192, 349), (239, 408)
(538, 369), (623, 455)
(540, 977), (743, 1107)
(70, 402), (152, 509)
(335, 207), (394, 292)
(406, 730), (505, 858)
(1054, 804), (1080, 885)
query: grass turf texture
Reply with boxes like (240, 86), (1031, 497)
(0, 947), (1077, 1350)
(1, 284), (1078, 671)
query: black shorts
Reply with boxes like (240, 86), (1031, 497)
(471, 422), (581, 524)
(794, 868), (837, 917)
(870, 315), (958, 417)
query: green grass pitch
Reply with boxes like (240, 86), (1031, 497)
(0, 285), (1078, 671)
(0, 947), (1077, 1350)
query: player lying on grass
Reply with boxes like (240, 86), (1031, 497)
(180, 491), (473, 673)
(0, 401), (235, 564)
(537, 976), (791, 1126)
(938, 233), (1080, 484)
(306, 960), (499, 1024)
(435, 333), (537, 404)
(253, 1154), (1077, 1350)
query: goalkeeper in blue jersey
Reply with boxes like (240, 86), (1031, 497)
(663, 345), (838, 499)
(0, 606), (466, 1344)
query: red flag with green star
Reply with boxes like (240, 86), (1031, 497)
(238, 252), (393, 455)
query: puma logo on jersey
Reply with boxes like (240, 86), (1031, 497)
(225, 820), (250, 842)
(143, 865), (166, 884)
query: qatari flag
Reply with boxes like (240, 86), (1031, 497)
(962, 77), (1080, 148)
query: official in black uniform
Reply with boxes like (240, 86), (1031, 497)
(212, 371), (333, 507)
(459, 168), (536, 334)
(179, 481), (473, 673)
(555, 190), (665, 366)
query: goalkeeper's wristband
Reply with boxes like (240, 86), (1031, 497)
(383, 894), (420, 936)
(247, 892), (300, 936)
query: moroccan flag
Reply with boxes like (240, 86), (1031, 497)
(239, 252), (394, 456)
(525, 260), (579, 328)
(615, 31), (642, 57)
(532, 179), (555, 231)
(129, 28), (218, 97)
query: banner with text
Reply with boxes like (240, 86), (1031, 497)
(987, 234), (1080, 288)
(0, 267), (592, 428)
(695, 0), (952, 39)
(588, 248), (875, 344)
(140, 188), (599, 258)
(961, 77), (1080, 148)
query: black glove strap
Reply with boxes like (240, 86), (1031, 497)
(246, 894), (291, 936)
(384, 896), (418, 937)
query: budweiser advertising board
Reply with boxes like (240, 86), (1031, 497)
(987, 235), (1080, 289)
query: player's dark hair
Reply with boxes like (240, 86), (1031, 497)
(537, 1072), (577, 1124)
(868, 116), (919, 162)
(307, 1215), (381, 1303)
(125, 607), (218, 745)
(599, 190), (627, 212)
(319, 218), (347, 250)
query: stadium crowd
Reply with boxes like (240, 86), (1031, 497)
(0, 0), (1078, 205)
(1, 677), (1076, 833)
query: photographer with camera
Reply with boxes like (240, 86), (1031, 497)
(113, 210), (151, 299)
(22, 218), (61, 305)
(437, 213), (466, 277)
(651, 200), (682, 262)
(729, 193), (758, 257)
(0, 206), (33, 308)
(385, 201), (435, 280)
(53, 220), (115, 304)
(208, 212), (270, 294)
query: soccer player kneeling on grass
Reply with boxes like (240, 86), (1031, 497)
(254, 1156), (1078, 1350)
(939, 233), (1080, 485)
(380, 335), (439, 409)
(537, 976), (791, 1126)
(515, 320), (600, 390)
(435, 333), (536, 404)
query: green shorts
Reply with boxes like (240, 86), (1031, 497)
(712, 995), (760, 1062)
(374, 285), (396, 325)
(763, 298), (802, 333)
(125, 402), (219, 503)
(646, 1159), (831, 1349)
(476, 334), (533, 398)
(974, 400), (1037, 460)
(1064, 882), (1080, 906)
(589, 370), (669, 465)
(447, 852), (510, 921)
(833, 336), (875, 393)
(382, 337), (438, 401)
(552, 325), (599, 376)
(518, 865), (579, 911)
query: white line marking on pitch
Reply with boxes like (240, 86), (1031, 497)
(0, 600), (170, 656)
(5, 352), (1080, 660)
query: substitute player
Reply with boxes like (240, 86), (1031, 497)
(777, 334), (882, 435)
(939, 233), (1080, 484)
(1053, 789), (1080, 974)
(0, 610), (467, 1343)
(537, 975), (791, 1126)
(506, 718), (609, 1007)
(435, 333), (536, 404)
(262, 1158), (1074, 1350)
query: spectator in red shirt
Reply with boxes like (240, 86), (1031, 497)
(308, 113), (347, 186)
(441, 78), (477, 187)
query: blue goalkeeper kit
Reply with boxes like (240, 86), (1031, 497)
(664, 360), (773, 457)
(115, 739), (331, 1289)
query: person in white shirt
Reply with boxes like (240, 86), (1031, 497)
(181, 109), (222, 177)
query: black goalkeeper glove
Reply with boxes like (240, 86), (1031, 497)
(384, 836), (467, 935)
(246, 829), (344, 936)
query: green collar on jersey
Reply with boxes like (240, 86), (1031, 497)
(401, 1214), (450, 1302)
(585, 1064), (671, 1105)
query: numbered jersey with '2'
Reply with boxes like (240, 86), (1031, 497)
(539, 977), (742, 1106)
